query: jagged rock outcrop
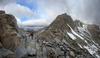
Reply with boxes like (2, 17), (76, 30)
(0, 10), (21, 58)
(48, 13), (75, 32)
(87, 24), (100, 45)
(74, 20), (84, 28)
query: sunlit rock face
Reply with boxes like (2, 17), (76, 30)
(0, 10), (21, 58)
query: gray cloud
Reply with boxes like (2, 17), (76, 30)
(37, 0), (100, 25)
(66, 0), (100, 25)
(82, 0), (100, 25)
(0, 0), (16, 9)
(0, 0), (16, 6)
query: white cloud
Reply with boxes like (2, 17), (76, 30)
(4, 3), (34, 19)
(3, 3), (37, 26)
(22, 19), (50, 26)
(0, 2), (51, 26)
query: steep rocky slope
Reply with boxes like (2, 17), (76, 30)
(0, 10), (21, 58)
(19, 13), (100, 58)
(33, 14), (94, 58)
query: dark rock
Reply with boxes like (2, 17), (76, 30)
(0, 10), (5, 14)
(87, 24), (100, 45)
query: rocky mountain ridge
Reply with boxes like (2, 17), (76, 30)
(19, 13), (100, 58)
(0, 10), (100, 58)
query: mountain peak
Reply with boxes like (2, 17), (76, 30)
(48, 13), (75, 32)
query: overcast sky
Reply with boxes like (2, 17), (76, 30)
(0, 0), (100, 26)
